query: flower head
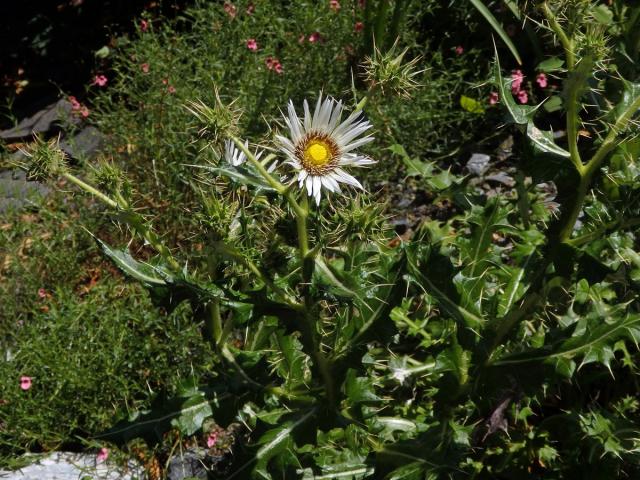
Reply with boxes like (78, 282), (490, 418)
(206, 432), (218, 448)
(329, 0), (341, 11)
(246, 39), (258, 51)
(93, 75), (108, 87)
(141, 63), (150, 73)
(167, 85), (176, 94)
(140, 19), (149, 32)
(511, 69), (524, 94)
(276, 94), (375, 205)
(536, 72), (548, 88)
(488, 91), (499, 105)
(20, 376), (32, 390)
(225, 139), (247, 166)
(96, 448), (109, 463)
(246, 3), (255, 14)
(308, 32), (322, 43)
(224, 2), (237, 18)
(455, 45), (464, 55)
(354, 21), (364, 33)
(516, 89), (528, 104)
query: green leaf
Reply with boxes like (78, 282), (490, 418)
(460, 95), (485, 114)
(97, 239), (171, 287)
(592, 4), (613, 24)
(171, 392), (213, 435)
(191, 164), (276, 190)
(537, 57), (564, 72)
(253, 410), (315, 478)
(526, 121), (570, 158)
(494, 46), (536, 125)
(344, 369), (381, 404)
(471, 0), (522, 65)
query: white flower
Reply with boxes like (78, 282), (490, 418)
(224, 139), (248, 166)
(276, 94), (375, 205)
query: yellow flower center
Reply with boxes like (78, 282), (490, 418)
(304, 141), (331, 166)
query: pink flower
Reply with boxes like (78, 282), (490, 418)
(80, 106), (90, 118)
(455, 45), (464, 55)
(511, 69), (524, 94)
(246, 3), (255, 14)
(206, 433), (218, 448)
(96, 448), (109, 463)
(329, 0), (341, 11)
(38, 288), (47, 299)
(140, 19), (149, 32)
(308, 31), (322, 43)
(488, 92), (499, 105)
(273, 61), (283, 75)
(20, 376), (32, 391)
(265, 56), (274, 69)
(224, 2), (237, 18)
(69, 96), (81, 110)
(167, 85), (176, 94)
(246, 39), (258, 51)
(93, 75), (108, 87)
(141, 63), (150, 73)
(516, 89), (528, 104)
(358, 0), (366, 7)
(536, 72), (548, 88)
(354, 22), (364, 33)
(161, 78), (168, 85)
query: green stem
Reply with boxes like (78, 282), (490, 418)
(63, 172), (180, 271)
(210, 299), (222, 346)
(62, 172), (118, 209)
(542, 2), (575, 69)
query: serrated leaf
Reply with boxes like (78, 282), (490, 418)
(527, 121), (570, 158)
(494, 46), (536, 124)
(170, 392), (213, 435)
(344, 369), (381, 404)
(192, 164), (276, 190)
(97, 239), (171, 287)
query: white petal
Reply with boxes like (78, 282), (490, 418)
(321, 176), (336, 192)
(334, 168), (363, 189)
(341, 135), (375, 152)
(303, 99), (312, 132)
(312, 176), (321, 198)
(287, 100), (303, 141)
(328, 100), (343, 131)
(298, 169), (308, 185)
(314, 186), (322, 205)
(311, 95), (323, 130)
(306, 175), (314, 196)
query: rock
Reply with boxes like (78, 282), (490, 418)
(485, 172), (516, 187)
(466, 153), (491, 177)
(59, 126), (105, 161)
(167, 449), (208, 480)
(0, 168), (50, 213)
(0, 100), (76, 140)
(0, 452), (145, 480)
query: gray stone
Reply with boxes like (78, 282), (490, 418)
(60, 126), (105, 161)
(0, 100), (76, 140)
(0, 452), (145, 480)
(0, 169), (50, 214)
(485, 172), (516, 187)
(167, 449), (208, 480)
(466, 153), (491, 177)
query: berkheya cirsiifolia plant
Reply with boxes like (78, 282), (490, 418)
(380, 1), (640, 477)
(19, 53), (429, 477)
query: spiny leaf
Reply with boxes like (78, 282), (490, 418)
(526, 121), (570, 158)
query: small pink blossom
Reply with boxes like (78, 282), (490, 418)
(273, 61), (283, 75)
(246, 39), (258, 51)
(358, 0), (366, 8)
(354, 22), (364, 33)
(96, 448), (109, 463)
(536, 72), (548, 88)
(488, 92), (499, 105)
(167, 85), (176, 94)
(206, 432), (218, 448)
(38, 288), (47, 299)
(455, 45), (464, 55)
(140, 19), (149, 32)
(93, 75), (108, 87)
(246, 3), (255, 15)
(20, 376), (32, 391)
(511, 69), (524, 94)
(516, 89), (528, 104)
(161, 78), (168, 85)
(141, 63), (150, 73)
(69, 96), (81, 111)
(265, 56), (274, 69)
(224, 2), (237, 18)
(308, 31), (322, 43)
(80, 106), (90, 118)
(329, 0), (341, 11)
